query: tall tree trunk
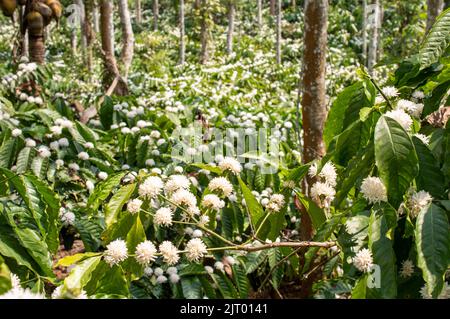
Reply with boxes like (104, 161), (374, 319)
(426, 0), (444, 32)
(257, 0), (262, 29)
(270, 0), (276, 15)
(84, 0), (94, 72)
(367, 0), (380, 75)
(29, 34), (45, 64)
(93, 2), (100, 33)
(75, 0), (86, 50)
(118, 0), (135, 78)
(275, 0), (282, 64)
(292, 0), (296, 10)
(179, 0), (186, 65)
(362, 0), (367, 66)
(226, 2), (235, 55)
(100, 0), (128, 95)
(377, 2), (384, 61)
(153, 0), (159, 31)
(71, 28), (77, 55)
(301, 0), (328, 240)
(135, 0), (142, 25)
(199, 0), (209, 64)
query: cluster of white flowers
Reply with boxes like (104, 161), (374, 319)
(407, 190), (432, 218)
(127, 198), (143, 214)
(360, 176), (387, 204)
(218, 157), (242, 175)
(159, 241), (180, 265)
(104, 239), (129, 267)
(201, 194), (225, 211)
(135, 241), (157, 266)
(185, 238), (208, 262)
(352, 248), (374, 273)
(59, 207), (76, 226)
(164, 174), (191, 194)
(308, 162), (337, 206)
(154, 207), (174, 226)
(138, 176), (164, 199)
(208, 177), (233, 197)
(385, 109), (413, 131)
(399, 260), (414, 278)
(265, 194), (285, 213)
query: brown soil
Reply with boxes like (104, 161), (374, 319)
(52, 240), (85, 281)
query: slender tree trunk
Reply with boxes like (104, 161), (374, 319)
(84, 0), (94, 72)
(71, 28), (77, 55)
(118, 0), (135, 78)
(362, 0), (367, 66)
(257, 0), (262, 29)
(135, 0), (142, 25)
(426, 0), (444, 32)
(377, 2), (384, 61)
(199, 0), (209, 64)
(367, 0), (380, 75)
(100, 0), (128, 95)
(301, 0), (328, 240)
(292, 0), (296, 10)
(270, 0), (276, 15)
(153, 0), (159, 31)
(75, 0), (86, 50)
(93, 2), (100, 33)
(179, 0), (186, 65)
(226, 2), (235, 55)
(276, 0), (282, 64)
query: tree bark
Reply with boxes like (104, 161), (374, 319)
(83, 0), (94, 72)
(301, 0), (328, 239)
(257, 0), (262, 29)
(226, 2), (235, 55)
(100, 0), (128, 95)
(270, 0), (276, 15)
(29, 35), (45, 64)
(118, 0), (135, 78)
(153, 0), (159, 31)
(199, 0), (209, 64)
(367, 0), (380, 75)
(362, 0), (367, 66)
(179, 0), (186, 65)
(135, 0), (142, 25)
(75, 0), (86, 50)
(93, 2), (100, 33)
(426, 0), (444, 32)
(275, 0), (282, 64)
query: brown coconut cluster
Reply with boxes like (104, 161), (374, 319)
(0, 0), (62, 34)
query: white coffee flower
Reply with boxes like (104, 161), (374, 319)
(208, 177), (233, 197)
(320, 162), (337, 187)
(37, 146), (51, 158)
(135, 241), (157, 266)
(138, 176), (164, 199)
(381, 86), (399, 98)
(352, 248), (373, 273)
(360, 176), (387, 204)
(156, 275), (168, 284)
(385, 110), (413, 131)
(104, 239), (128, 267)
(77, 152), (90, 161)
(159, 241), (179, 265)
(202, 194), (225, 211)
(414, 133), (430, 146)
(164, 174), (191, 194)
(400, 260), (414, 278)
(310, 182), (335, 202)
(266, 194), (285, 213)
(0, 287), (45, 299)
(154, 207), (173, 227)
(171, 189), (197, 208)
(127, 198), (143, 214)
(25, 138), (36, 147)
(185, 238), (208, 262)
(11, 128), (22, 137)
(98, 172), (108, 180)
(408, 190), (432, 219)
(58, 138), (69, 147)
(169, 273), (180, 284)
(218, 157), (242, 174)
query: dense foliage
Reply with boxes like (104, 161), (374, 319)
(0, 0), (449, 299)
